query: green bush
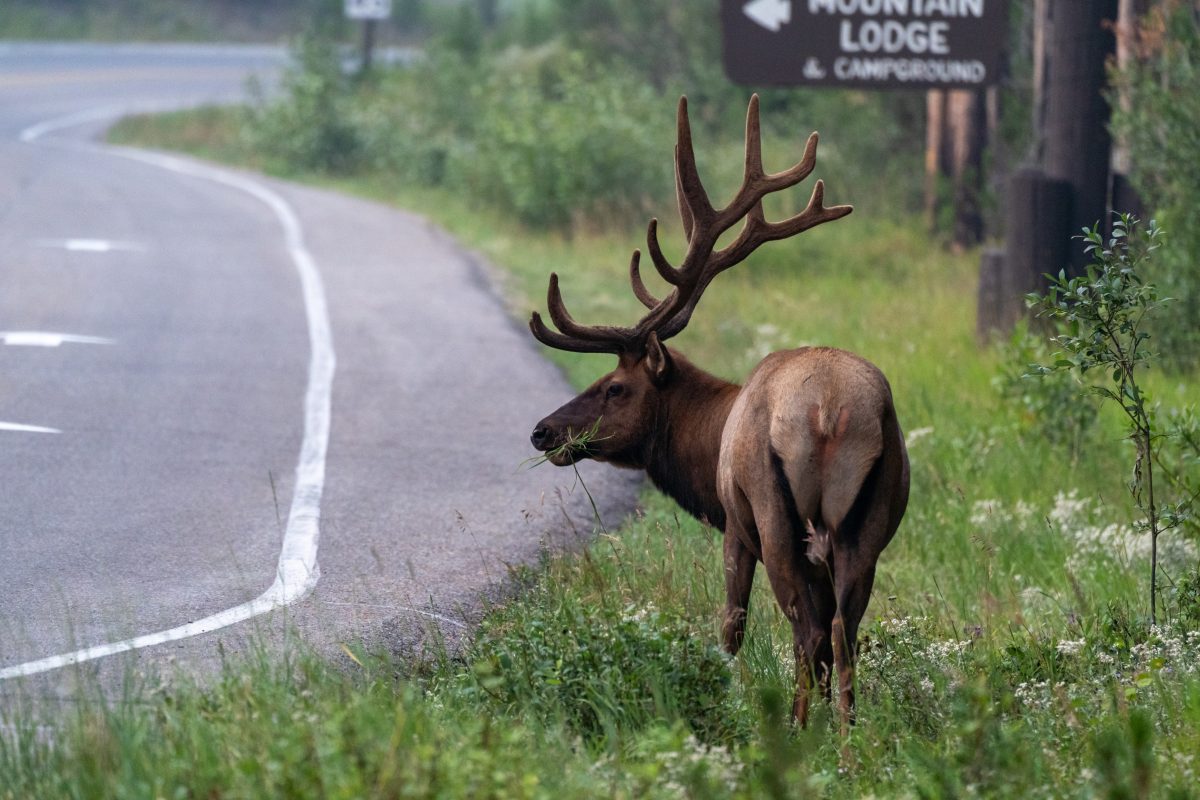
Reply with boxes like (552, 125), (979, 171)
(460, 48), (672, 229)
(349, 49), (481, 186)
(242, 0), (931, 231)
(462, 587), (733, 742)
(245, 32), (363, 173)
(995, 323), (1099, 462)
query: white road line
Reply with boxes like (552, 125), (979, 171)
(36, 238), (146, 253)
(18, 106), (126, 143)
(0, 332), (114, 347)
(0, 111), (337, 681)
(17, 101), (201, 144)
(0, 422), (61, 434)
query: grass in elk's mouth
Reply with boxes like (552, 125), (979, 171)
(523, 418), (608, 470)
(523, 418), (613, 534)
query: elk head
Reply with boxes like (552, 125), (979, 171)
(528, 94), (852, 469)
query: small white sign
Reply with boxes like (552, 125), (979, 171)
(345, 0), (391, 20)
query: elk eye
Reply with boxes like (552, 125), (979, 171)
(605, 383), (624, 399)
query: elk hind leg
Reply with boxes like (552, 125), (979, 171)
(828, 429), (908, 735)
(754, 501), (832, 726)
(831, 562), (877, 735)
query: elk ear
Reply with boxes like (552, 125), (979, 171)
(643, 332), (673, 386)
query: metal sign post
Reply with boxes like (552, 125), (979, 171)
(721, 0), (1007, 89)
(344, 0), (392, 73)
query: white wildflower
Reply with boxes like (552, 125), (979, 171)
(1018, 586), (1055, 614)
(655, 734), (744, 794)
(1014, 680), (1051, 711)
(1049, 490), (1091, 526)
(924, 639), (972, 663)
(904, 426), (934, 447)
(1055, 639), (1086, 656)
(621, 603), (657, 623)
(755, 323), (780, 338)
(970, 499), (1005, 527)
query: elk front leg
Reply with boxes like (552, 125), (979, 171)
(721, 528), (757, 656)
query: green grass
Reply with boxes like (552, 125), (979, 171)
(5, 105), (1194, 798)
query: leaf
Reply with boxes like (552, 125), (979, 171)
(339, 642), (364, 668)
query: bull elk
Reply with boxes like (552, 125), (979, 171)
(528, 95), (909, 732)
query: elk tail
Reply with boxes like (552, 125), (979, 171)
(804, 519), (832, 566)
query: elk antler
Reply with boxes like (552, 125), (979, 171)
(529, 94), (853, 355)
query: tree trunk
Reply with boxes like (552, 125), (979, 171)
(948, 89), (987, 248)
(977, 168), (1073, 342)
(924, 90), (948, 232)
(1041, 0), (1119, 274)
(1111, 0), (1148, 218)
(926, 88), (987, 248)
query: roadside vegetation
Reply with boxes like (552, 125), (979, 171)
(3, 1), (1198, 797)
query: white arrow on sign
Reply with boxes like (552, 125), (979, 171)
(743, 0), (791, 32)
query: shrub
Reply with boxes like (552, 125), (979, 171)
(245, 32), (363, 173)
(462, 589), (733, 742)
(350, 48), (483, 186)
(995, 323), (1099, 462)
(460, 48), (672, 230)
(1027, 216), (1190, 625)
(245, 4), (932, 232)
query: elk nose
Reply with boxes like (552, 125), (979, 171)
(530, 425), (552, 450)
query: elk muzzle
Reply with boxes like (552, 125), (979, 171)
(530, 423), (554, 451)
(530, 411), (597, 466)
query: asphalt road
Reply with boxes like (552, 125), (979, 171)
(0, 43), (639, 693)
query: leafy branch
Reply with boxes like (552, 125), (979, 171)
(1026, 215), (1187, 625)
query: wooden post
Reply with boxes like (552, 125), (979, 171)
(1040, 0), (1119, 274)
(1111, 0), (1147, 218)
(478, 0), (498, 28)
(926, 88), (988, 248)
(360, 18), (377, 73)
(948, 89), (987, 248)
(978, 169), (1073, 340)
(976, 247), (1008, 341)
(924, 89), (947, 232)
(978, 0), (1121, 340)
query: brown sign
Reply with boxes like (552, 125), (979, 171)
(721, 0), (1007, 89)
